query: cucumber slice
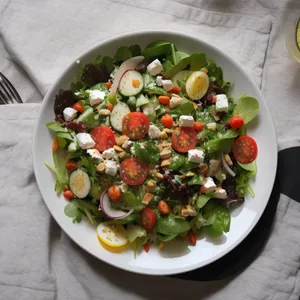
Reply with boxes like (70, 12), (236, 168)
(136, 94), (149, 107)
(118, 70), (143, 96)
(172, 70), (193, 86)
(69, 169), (91, 199)
(110, 101), (130, 131)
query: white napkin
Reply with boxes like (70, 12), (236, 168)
(1, 0), (300, 299)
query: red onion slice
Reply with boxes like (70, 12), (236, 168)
(221, 153), (236, 177)
(109, 56), (145, 95)
(100, 189), (133, 219)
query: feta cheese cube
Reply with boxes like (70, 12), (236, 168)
(102, 148), (116, 160)
(156, 76), (163, 86)
(207, 122), (217, 131)
(87, 149), (103, 161)
(105, 160), (118, 176)
(148, 124), (161, 139)
(63, 107), (77, 121)
(169, 96), (183, 109)
(119, 183), (128, 193)
(88, 90), (106, 106)
(187, 149), (205, 164)
(207, 159), (221, 176)
(147, 59), (163, 76)
(216, 94), (229, 112)
(76, 133), (95, 150)
(202, 177), (217, 194)
(162, 79), (173, 92)
(179, 115), (194, 127)
(122, 139), (133, 149)
(214, 188), (227, 199)
(130, 146), (136, 155)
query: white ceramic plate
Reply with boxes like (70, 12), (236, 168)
(33, 31), (277, 276)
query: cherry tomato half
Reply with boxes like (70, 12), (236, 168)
(233, 136), (258, 164)
(90, 126), (116, 152)
(120, 158), (149, 186)
(122, 112), (150, 140)
(171, 127), (198, 153)
(140, 208), (156, 229)
(108, 185), (121, 202)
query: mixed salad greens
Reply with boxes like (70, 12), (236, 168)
(46, 41), (259, 254)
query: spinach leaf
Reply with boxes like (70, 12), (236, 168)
(180, 160), (199, 170)
(202, 200), (231, 237)
(121, 191), (141, 207)
(158, 233), (178, 242)
(104, 214), (138, 225)
(205, 138), (235, 156)
(101, 56), (114, 73)
(171, 99), (194, 115)
(168, 153), (186, 170)
(188, 174), (203, 186)
(114, 46), (132, 63)
(142, 41), (172, 58)
(45, 148), (70, 194)
(129, 44), (142, 57)
(238, 160), (257, 174)
(156, 215), (191, 235)
(190, 53), (207, 70)
(234, 95), (259, 124)
(133, 142), (160, 164)
(64, 201), (82, 223)
(196, 194), (211, 209)
(217, 129), (239, 140)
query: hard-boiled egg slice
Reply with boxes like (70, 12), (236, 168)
(185, 71), (209, 100)
(97, 223), (128, 248)
(69, 169), (91, 199)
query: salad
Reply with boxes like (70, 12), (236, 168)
(46, 41), (259, 254)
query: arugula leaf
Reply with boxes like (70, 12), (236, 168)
(80, 156), (96, 178)
(206, 59), (223, 85)
(45, 148), (70, 194)
(129, 44), (141, 57)
(114, 46), (132, 63)
(235, 165), (256, 197)
(156, 215), (191, 235)
(142, 73), (165, 95)
(46, 122), (68, 133)
(142, 41), (172, 58)
(234, 95), (259, 124)
(90, 82), (108, 92)
(65, 199), (103, 225)
(133, 142), (160, 164)
(202, 200), (231, 237)
(238, 160), (257, 174)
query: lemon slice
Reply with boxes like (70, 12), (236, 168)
(96, 223), (128, 248)
(296, 17), (300, 51)
(185, 71), (209, 100)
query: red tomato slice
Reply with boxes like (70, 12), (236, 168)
(122, 112), (150, 140)
(140, 208), (156, 229)
(120, 158), (149, 186)
(90, 126), (116, 152)
(233, 136), (258, 164)
(171, 127), (198, 153)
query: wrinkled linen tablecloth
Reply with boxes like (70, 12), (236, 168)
(1, 0), (300, 299)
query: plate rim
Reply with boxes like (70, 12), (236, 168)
(32, 30), (278, 276)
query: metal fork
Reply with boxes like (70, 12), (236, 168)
(0, 72), (23, 104)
